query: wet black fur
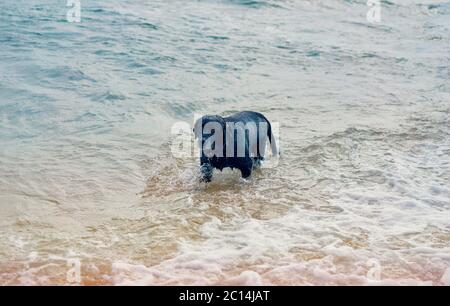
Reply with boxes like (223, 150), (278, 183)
(193, 111), (277, 182)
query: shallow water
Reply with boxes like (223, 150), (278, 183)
(0, 0), (449, 285)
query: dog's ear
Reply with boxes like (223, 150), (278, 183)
(214, 115), (226, 131)
(193, 115), (226, 139)
(214, 116), (226, 151)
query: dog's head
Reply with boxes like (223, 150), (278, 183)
(193, 115), (226, 158)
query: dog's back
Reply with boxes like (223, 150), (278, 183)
(196, 111), (277, 181)
(224, 111), (278, 157)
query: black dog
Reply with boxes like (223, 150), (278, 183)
(193, 111), (278, 182)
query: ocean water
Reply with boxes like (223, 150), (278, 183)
(0, 0), (449, 285)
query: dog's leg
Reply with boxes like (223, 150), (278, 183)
(200, 163), (213, 182)
(240, 166), (252, 179)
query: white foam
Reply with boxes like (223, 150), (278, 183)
(109, 201), (449, 285)
(441, 268), (450, 286)
(226, 271), (264, 286)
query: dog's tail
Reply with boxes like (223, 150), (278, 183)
(267, 122), (279, 156)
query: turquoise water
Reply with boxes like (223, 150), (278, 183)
(0, 0), (449, 285)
